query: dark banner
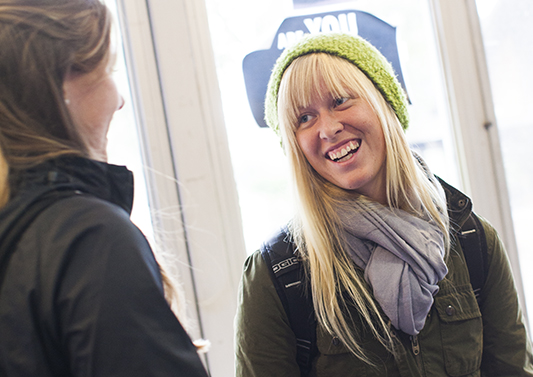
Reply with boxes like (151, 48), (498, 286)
(242, 10), (407, 128)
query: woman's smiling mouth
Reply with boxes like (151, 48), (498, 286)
(327, 140), (361, 162)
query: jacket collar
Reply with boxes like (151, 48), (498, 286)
(14, 156), (134, 214)
(437, 176), (473, 231)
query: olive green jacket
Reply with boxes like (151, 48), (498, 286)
(235, 185), (533, 376)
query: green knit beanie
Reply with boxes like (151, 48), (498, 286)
(264, 32), (409, 137)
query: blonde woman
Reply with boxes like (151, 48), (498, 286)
(0, 1), (208, 375)
(235, 33), (532, 376)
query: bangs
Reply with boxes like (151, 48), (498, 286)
(277, 53), (370, 132)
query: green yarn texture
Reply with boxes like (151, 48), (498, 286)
(264, 32), (409, 137)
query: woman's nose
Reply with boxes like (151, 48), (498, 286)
(118, 95), (125, 111)
(317, 115), (343, 140)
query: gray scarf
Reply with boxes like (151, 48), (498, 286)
(337, 199), (448, 335)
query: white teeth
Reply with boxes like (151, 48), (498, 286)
(328, 140), (360, 161)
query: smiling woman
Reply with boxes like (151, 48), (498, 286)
(284, 54), (388, 200)
(235, 32), (533, 377)
(274, 43), (418, 208)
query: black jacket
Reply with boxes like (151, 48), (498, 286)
(0, 157), (208, 377)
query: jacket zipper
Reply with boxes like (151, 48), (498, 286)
(411, 335), (420, 356)
(410, 335), (424, 372)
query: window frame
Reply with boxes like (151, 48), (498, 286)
(117, 0), (246, 374)
(429, 0), (524, 309)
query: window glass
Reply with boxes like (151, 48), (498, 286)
(475, 0), (533, 324)
(204, 0), (459, 253)
(102, 0), (154, 242)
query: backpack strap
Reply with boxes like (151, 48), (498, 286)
(260, 227), (316, 377)
(0, 189), (79, 293)
(436, 176), (489, 304)
(457, 212), (488, 304)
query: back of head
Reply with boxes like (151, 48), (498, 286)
(0, 0), (111, 189)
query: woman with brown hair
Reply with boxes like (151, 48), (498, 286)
(0, 1), (208, 375)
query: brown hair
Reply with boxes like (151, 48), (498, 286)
(0, 0), (112, 199)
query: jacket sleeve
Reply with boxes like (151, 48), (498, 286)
(38, 196), (209, 377)
(235, 250), (301, 377)
(478, 217), (533, 376)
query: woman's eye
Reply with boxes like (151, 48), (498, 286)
(334, 97), (349, 107)
(299, 114), (312, 124)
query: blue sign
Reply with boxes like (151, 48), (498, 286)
(242, 10), (408, 128)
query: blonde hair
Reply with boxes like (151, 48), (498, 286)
(277, 53), (449, 364)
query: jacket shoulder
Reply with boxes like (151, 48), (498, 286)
(261, 226), (296, 261)
(43, 193), (133, 230)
